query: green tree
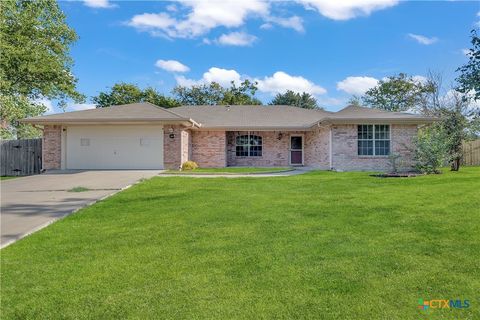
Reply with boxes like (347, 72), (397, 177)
(172, 80), (262, 105)
(347, 96), (363, 107)
(362, 73), (435, 112)
(172, 82), (224, 105)
(437, 92), (471, 171)
(92, 83), (180, 108)
(0, 0), (84, 139)
(456, 29), (480, 101)
(412, 125), (449, 174)
(221, 80), (262, 105)
(269, 90), (320, 109)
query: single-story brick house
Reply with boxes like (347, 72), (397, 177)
(22, 102), (436, 171)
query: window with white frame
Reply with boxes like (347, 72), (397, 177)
(357, 125), (390, 156)
(236, 134), (262, 157)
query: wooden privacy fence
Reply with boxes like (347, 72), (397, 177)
(462, 139), (480, 166)
(1, 139), (42, 176)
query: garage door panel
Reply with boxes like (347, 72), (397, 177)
(66, 126), (164, 169)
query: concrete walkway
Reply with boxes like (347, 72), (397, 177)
(159, 167), (313, 178)
(0, 170), (161, 248)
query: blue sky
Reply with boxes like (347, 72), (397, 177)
(53, 0), (479, 112)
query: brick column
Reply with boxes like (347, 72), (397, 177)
(42, 125), (62, 170)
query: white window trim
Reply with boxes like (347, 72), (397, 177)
(357, 124), (392, 157)
(235, 131), (263, 157)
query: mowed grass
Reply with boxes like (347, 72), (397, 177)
(0, 176), (18, 181)
(165, 166), (292, 174)
(1, 168), (480, 319)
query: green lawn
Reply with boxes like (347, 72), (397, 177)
(165, 166), (293, 174)
(1, 168), (479, 319)
(0, 176), (18, 181)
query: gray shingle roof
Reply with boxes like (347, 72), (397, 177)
(22, 103), (436, 128)
(321, 105), (438, 124)
(171, 105), (333, 129)
(21, 102), (191, 124)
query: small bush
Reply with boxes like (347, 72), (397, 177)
(387, 153), (402, 173)
(413, 127), (448, 174)
(181, 161), (198, 171)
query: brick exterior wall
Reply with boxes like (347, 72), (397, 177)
(191, 131), (227, 167)
(40, 123), (418, 172)
(304, 125), (330, 169)
(331, 124), (418, 171)
(225, 130), (330, 168)
(226, 131), (289, 166)
(42, 125), (62, 170)
(163, 125), (192, 169)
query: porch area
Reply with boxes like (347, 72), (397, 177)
(225, 128), (330, 168)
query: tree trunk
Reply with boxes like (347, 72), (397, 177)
(450, 158), (461, 171)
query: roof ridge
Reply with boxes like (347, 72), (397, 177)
(144, 102), (189, 119)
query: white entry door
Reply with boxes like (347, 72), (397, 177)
(65, 125), (164, 169)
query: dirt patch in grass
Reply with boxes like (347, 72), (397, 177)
(67, 186), (90, 192)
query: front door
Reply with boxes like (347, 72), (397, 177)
(290, 135), (303, 165)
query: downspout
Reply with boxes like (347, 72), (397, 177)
(329, 125), (333, 170)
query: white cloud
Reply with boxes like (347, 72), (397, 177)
(411, 75), (428, 84)
(69, 104), (96, 111)
(203, 67), (241, 86)
(34, 98), (55, 114)
(175, 75), (200, 87)
(216, 32), (257, 46)
(265, 15), (304, 32)
(175, 67), (242, 87)
(256, 71), (327, 95)
(260, 23), (273, 30)
(155, 59), (190, 73)
(127, 0), (304, 40)
(336, 76), (379, 95)
(128, 0), (268, 38)
(174, 68), (326, 97)
(441, 89), (480, 114)
(297, 0), (398, 20)
(127, 13), (177, 37)
(83, 0), (116, 9)
(166, 4), (178, 12)
(408, 33), (438, 45)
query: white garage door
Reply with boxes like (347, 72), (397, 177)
(66, 125), (164, 169)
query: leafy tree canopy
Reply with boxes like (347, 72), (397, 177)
(92, 83), (180, 108)
(456, 29), (480, 101)
(362, 73), (435, 112)
(172, 80), (262, 105)
(0, 0), (83, 139)
(269, 90), (321, 109)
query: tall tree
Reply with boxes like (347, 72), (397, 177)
(0, 0), (84, 139)
(269, 90), (320, 109)
(172, 80), (262, 105)
(362, 73), (435, 112)
(92, 83), (180, 108)
(418, 73), (478, 171)
(456, 29), (480, 102)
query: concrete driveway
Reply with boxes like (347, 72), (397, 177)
(0, 170), (161, 248)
